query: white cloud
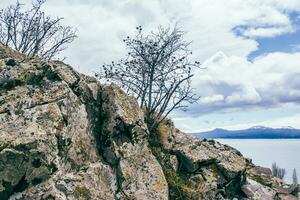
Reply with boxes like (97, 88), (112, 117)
(1, 0), (298, 74)
(199, 94), (224, 104)
(225, 84), (261, 104)
(188, 51), (300, 116)
(241, 25), (293, 38)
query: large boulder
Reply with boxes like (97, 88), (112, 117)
(153, 119), (247, 199)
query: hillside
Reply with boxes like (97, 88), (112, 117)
(194, 126), (300, 139)
(0, 44), (299, 199)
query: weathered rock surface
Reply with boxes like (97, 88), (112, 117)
(0, 44), (167, 200)
(0, 44), (299, 199)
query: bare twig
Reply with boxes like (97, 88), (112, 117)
(0, 0), (77, 60)
(96, 25), (200, 131)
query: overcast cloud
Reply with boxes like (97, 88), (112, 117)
(1, 0), (300, 131)
(185, 51), (300, 115)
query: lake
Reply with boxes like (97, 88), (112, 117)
(216, 139), (300, 183)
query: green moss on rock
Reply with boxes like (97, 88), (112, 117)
(150, 146), (196, 199)
(74, 186), (91, 199)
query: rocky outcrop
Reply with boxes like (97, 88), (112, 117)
(150, 120), (247, 199)
(99, 84), (168, 199)
(153, 119), (300, 199)
(0, 44), (167, 200)
(0, 44), (299, 199)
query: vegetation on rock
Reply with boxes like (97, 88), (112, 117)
(97, 25), (200, 131)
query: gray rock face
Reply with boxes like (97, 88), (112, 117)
(0, 44), (299, 200)
(100, 84), (168, 199)
(0, 44), (167, 200)
(241, 178), (275, 200)
(154, 119), (247, 199)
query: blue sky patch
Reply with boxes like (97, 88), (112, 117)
(232, 12), (300, 60)
(248, 28), (300, 60)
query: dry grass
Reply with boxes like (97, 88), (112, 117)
(157, 122), (170, 146)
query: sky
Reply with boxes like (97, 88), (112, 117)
(1, 0), (300, 132)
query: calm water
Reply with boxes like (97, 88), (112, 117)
(217, 139), (300, 183)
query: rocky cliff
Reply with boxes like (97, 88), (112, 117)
(0, 44), (299, 200)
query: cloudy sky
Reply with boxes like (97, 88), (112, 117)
(2, 0), (300, 132)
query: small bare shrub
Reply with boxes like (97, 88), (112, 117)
(272, 162), (286, 179)
(293, 168), (298, 184)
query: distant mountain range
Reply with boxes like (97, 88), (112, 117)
(194, 126), (300, 139)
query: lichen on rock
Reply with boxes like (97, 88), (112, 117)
(0, 43), (299, 200)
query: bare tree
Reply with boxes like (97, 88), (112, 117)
(293, 168), (298, 184)
(272, 162), (286, 179)
(0, 0), (77, 60)
(97, 25), (200, 130)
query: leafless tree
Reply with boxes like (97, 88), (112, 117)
(272, 162), (286, 179)
(0, 0), (77, 60)
(96, 25), (200, 130)
(293, 168), (298, 184)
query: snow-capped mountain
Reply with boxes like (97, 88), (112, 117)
(194, 126), (300, 139)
